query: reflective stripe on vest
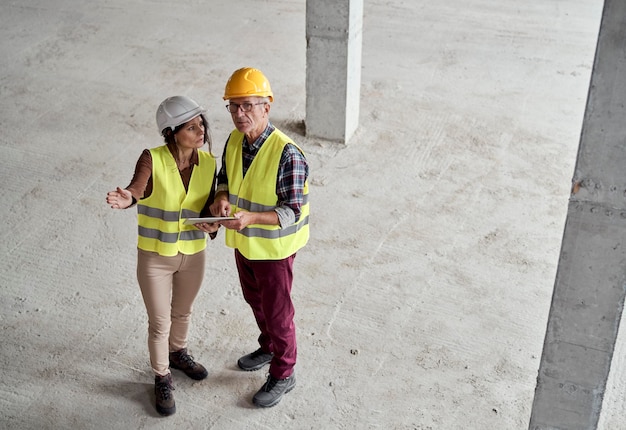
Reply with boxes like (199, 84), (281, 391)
(224, 129), (309, 260)
(137, 145), (216, 256)
(228, 193), (310, 239)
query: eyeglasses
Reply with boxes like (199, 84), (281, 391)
(225, 102), (265, 113)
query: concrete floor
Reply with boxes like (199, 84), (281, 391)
(1, 0), (620, 429)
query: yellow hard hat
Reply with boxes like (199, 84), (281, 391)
(223, 67), (273, 102)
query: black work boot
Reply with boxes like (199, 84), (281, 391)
(252, 372), (296, 408)
(169, 348), (208, 380)
(237, 348), (273, 371)
(154, 373), (176, 416)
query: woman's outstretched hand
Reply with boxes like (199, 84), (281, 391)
(106, 187), (133, 209)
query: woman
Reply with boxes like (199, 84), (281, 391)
(106, 95), (219, 416)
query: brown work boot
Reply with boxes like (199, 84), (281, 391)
(169, 348), (208, 380)
(154, 373), (176, 416)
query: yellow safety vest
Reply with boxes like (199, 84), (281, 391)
(137, 145), (216, 256)
(224, 129), (309, 260)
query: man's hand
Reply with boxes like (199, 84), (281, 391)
(210, 193), (231, 217)
(219, 211), (252, 231)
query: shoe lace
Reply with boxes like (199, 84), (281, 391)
(251, 349), (267, 359)
(262, 375), (279, 392)
(176, 351), (197, 368)
(156, 378), (175, 399)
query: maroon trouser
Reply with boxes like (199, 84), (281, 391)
(235, 249), (296, 379)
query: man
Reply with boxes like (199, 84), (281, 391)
(211, 67), (309, 407)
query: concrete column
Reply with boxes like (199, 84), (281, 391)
(305, 0), (363, 143)
(529, 1), (626, 429)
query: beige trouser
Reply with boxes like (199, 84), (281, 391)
(136, 248), (205, 376)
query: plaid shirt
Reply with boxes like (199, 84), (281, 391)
(216, 123), (309, 223)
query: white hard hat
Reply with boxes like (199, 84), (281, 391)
(155, 95), (205, 135)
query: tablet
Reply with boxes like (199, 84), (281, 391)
(183, 217), (236, 225)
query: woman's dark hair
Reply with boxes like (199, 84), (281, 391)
(162, 114), (213, 155)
